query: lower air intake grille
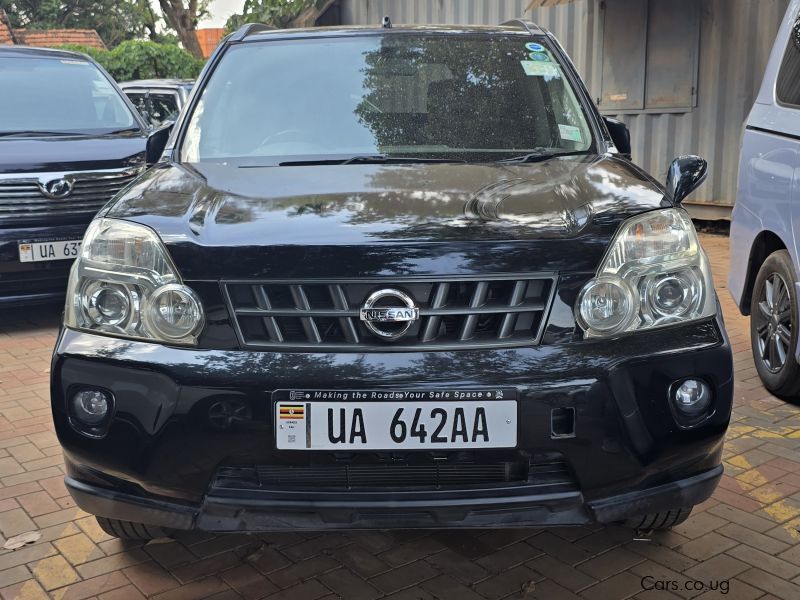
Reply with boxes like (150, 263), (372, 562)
(223, 274), (557, 351)
(212, 458), (575, 492)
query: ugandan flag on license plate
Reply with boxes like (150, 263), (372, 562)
(279, 404), (305, 419)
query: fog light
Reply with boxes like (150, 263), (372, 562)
(71, 389), (111, 425)
(672, 379), (712, 417)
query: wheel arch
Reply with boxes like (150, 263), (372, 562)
(740, 230), (789, 315)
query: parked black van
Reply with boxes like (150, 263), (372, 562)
(51, 22), (733, 539)
(0, 47), (148, 305)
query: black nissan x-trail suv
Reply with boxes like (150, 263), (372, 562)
(51, 21), (733, 539)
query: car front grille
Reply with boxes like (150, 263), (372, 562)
(212, 457), (575, 492)
(223, 274), (558, 351)
(0, 169), (140, 222)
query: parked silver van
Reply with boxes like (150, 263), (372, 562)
(729, 0), (800, 399)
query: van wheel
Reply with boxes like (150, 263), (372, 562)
(750, 250), (800, 400)
(622, 507), (692, 530)
(95, 516), (172, 541)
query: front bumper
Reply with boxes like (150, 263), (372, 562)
(65, 465), (723, 531)
(52, 316), (733, 530)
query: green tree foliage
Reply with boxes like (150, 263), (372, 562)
(225, 0), (315, 32)
(58, 40), (205, 81)
(0, 0), (156, 47)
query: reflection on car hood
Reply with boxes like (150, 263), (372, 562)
(111, 155), (666, 240)
(0, 136), (146, 174)
(106, 155), (669, 279)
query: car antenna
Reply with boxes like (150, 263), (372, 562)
(382, 16), (392, 28)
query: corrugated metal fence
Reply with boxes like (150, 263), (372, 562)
(341, 0), (789, 215)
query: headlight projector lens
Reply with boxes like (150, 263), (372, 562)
(85, 283), (130, 327)
(653, 277), (686, 311)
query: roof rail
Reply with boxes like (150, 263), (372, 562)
(501, 19), (543, 34)
(230, 22), (276, 41)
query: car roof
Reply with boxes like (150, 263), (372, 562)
(236, 22), (545, 44)
(0, 45), (92, 60)
(120, 79), (194, 89)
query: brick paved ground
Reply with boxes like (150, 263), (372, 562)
(0, 233), (798, 600)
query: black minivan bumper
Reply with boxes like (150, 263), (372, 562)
(52, 317), (733, 531)
(0, 223), (86, 305)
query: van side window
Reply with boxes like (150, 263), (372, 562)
(777, 16), (800, 106)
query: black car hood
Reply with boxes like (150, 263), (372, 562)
(0, 135), (146, 174)
(107, 155), (670, 279)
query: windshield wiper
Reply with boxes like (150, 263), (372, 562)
(497, 149), (591, 164)
(276, 155), (467, 166)
(342, 155), (467, 165)
(0, 130), (79, 138)
(103, 127), (143, 135)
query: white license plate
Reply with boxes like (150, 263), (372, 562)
(18, 240), (82, 263)
(275, 389), (517, 450)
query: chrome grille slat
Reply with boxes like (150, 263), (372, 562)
(421, 282), (450, 343)
(253, 285), (284, 343)
(329, 284), (360, 344)
(223, 274), (557, 351)
(459, 281), (489, 341)
(498, 280), (528, 339)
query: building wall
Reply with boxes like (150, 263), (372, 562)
(341, 0), (789, 216)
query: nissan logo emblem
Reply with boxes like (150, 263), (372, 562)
(359, 288), (419, 340)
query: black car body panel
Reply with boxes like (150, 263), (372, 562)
(106, 157), (666, 279)
(0, 46), (147, 305)
(1, 137), (146, 175)
(51, 23), (733, 532)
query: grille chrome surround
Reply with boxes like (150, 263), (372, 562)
(0, 167), (142, 222)
(223, 274), (558, 351)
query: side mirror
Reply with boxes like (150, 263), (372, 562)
(145, 121), (174, 165)
(603, 117), (631, 158)
(666, 155), (708, 205)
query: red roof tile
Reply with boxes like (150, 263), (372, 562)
(13, 29), (106, 50)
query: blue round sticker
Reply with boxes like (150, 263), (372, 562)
(529, 52), (550, 62)
(525, 42), (545, 52)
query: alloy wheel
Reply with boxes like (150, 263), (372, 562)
(755, 272), (793, 373)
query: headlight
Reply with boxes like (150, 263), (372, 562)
(576, 209), (715, 338)
(65, 218), (204, 345)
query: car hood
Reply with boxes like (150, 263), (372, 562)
(0, 135), (146, 174)
(106, 155), (670, 279)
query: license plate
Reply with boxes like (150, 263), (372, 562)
(274, 389), (517, 450)
(18, 240), (82, 263)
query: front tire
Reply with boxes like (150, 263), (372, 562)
(95, 517), (172, 540)
(750, 250), (800, 400)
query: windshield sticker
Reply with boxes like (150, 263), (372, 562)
(525, 42), (546, 52)
(529, 52), (550, 62)
(559, 124), (583, 143)
(520, 61), (560, 78)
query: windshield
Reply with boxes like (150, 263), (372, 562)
(0, 56), (139, 135)
(181, 34), (594, 164)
